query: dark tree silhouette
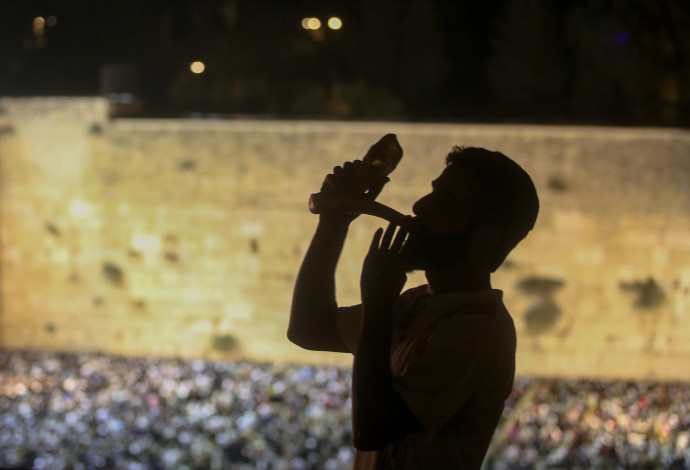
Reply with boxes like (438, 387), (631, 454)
(486, 0), (569, 122)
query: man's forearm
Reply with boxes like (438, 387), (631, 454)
(288, 218), (351, 351)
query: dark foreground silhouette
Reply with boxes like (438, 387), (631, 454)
(290, 144), (539, 468)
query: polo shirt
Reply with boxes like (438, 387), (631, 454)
(337, 285), (516, 469)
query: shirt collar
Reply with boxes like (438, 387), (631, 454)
(423, 288), (503, 316)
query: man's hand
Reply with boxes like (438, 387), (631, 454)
(353, 221), (421, 451)
(361, 222), (410, 316)
(320, 160), (389, 224)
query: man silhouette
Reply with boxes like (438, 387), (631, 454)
(289, 145), (539, 469)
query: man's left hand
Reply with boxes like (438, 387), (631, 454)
(360, 222), (410, 318)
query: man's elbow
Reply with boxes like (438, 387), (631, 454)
(287, 325), (348, 353)
(286, 327), (321, 351)
(287, 327), (308, 349)
(287, 307), (343, 351)
(287, 309), (312, 348)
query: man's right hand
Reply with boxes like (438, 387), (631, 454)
(319, 160), (389, 224)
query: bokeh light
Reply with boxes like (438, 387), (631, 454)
(190, 61), (205, 74)
(301, 17), (321, 30)
(33, 17), (45, 29)
(327, 17), (342, 30)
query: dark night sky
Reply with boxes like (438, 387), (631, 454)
(1, 0), (689, 126)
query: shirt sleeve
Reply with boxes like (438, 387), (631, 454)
(335, 304), (362, 354)
(392, 312), (493, 438)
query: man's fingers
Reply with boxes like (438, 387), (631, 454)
(324, 161), (364, 190)
(366, 176), (389, 200)
(321, 174), (335, 192)
(400, 231), (415, 256)
(381, 222), (397, 249)
(391, 226), (408, 253)
(370, 227), (384, 251)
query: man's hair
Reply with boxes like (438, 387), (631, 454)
(446, 146), (539, 271)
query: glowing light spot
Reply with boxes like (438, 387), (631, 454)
(46, 16), (57, 27)
(190, 61), (206, 74)
(301, 18), (311, 29)
(328, 17), (342, 30)
(33, 17), (46, 29)
(306, 17), (321, 30)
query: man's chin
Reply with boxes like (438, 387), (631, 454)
(405, 249), (457, 273)
(405, 229), (466, 272)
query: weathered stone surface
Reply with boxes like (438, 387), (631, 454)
(1, 97), (689, 379)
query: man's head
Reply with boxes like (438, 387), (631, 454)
(409, 146), (539, 273)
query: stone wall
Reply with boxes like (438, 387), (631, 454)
(1, 97), (689, 380)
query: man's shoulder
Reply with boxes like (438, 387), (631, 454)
(394, 285), (431, 312)
(427, 292), (515, 354)
(400, 284), (430, 299)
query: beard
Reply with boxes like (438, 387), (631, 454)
(405, 227), (471, 273)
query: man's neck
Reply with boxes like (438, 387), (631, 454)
(424, 268), (492, 296)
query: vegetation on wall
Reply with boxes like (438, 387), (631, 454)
(517, 275), (565, 335)
(620, 278), (666, 310)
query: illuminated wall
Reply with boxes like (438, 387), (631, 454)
(1, 97), (689, 380)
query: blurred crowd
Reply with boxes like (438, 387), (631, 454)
(487, 379), (690, 470)
(2, 350), (690, 470)
(0, 350), (354, 470)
